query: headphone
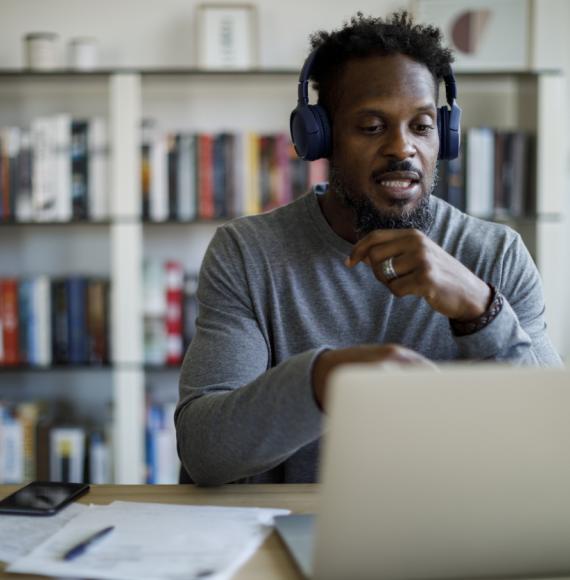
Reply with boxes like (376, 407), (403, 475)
(289, 49), (462, 161)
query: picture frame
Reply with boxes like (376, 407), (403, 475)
(411, 0), (530, 71)
(195, 3), (258, 70)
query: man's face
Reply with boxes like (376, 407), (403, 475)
(328, 53), (439, 235)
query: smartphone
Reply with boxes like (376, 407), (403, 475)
(0, 481), (90, 516)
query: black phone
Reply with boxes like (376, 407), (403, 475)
(0, 481), (90, 516)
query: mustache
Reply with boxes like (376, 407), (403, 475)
(371, 160), (424, 181)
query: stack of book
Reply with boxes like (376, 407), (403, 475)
(0, 400), (112, 484)
(0, 117), (109, 222)
(141, 126), (329, 222)
(0, 276), (110, 367)
(435, 127), (534, 218)
(143, 260), (197, 367)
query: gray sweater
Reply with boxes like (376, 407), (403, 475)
(175, 188), (562, 485)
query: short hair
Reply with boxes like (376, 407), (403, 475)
(309, 10), (454, 115)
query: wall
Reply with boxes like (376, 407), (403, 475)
(0, 0), (401, 69)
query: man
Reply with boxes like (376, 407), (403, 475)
(175, 11), (562, 486)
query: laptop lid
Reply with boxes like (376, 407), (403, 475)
(314, 364), (570, 580)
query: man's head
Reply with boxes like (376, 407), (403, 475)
(309, 11), (454, 236)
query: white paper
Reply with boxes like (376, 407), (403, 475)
(0, 502), (86, 563)
(8, 500), (290, 580)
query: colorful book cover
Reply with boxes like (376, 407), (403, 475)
(165, 261), (184, 366)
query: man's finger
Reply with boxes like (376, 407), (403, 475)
(347, 232), (411, 267)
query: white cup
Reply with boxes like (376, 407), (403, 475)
(68, 37), (98, 70)
(24, 32), (60, 70)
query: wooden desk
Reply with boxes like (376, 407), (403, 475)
(0, 484), (318, 580)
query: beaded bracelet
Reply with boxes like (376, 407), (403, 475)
(449, 284), (504, 337)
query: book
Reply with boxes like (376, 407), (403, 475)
(15, 129), (33, 222)
(197, 133), (214, 219)
(52, 114), (72, 222)
(70, 120), (89, 220)
(51, 279), (70, 364)
(149, 132), (168, 221)
(67, 277), (88, 364)
(88, 430), (111, 484)
(50, 426), (86, 483)
(176, 133), (197, 221)
(16, 402), (41, 482)
(0, 405), (24, 483)
(31, 275), (52, 366)
(165, 261), (184, 366)
(167, 133), (179, 220)
(88, 117), (108, 221)
(86, 278), (109, 364)
(0, 278), (20, 365)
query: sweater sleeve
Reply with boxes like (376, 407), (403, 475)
(175, 226), (324, 486)
(452, 232), (563, 366)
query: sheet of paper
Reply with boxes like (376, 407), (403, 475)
(8, 500), (290, 580)
(0, 502), (86, 563)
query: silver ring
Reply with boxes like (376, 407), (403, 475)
(381, 257), (398, 281)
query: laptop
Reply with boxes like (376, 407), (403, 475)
(275, 364), (570, 580)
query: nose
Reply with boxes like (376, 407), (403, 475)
(381, 124), (416, 160)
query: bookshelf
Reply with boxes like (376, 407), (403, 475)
(0, 67), (566, 484)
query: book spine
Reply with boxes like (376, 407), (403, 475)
(16, 129), (34, 222)
(176, 133), (197, 221)
(1, 278), (20, 365)
(53, 114), (72, 222)
(33, 275), (52, 366)
(167, 133), (179, 220)
(86, 279), (109, 364)
(88, 117), (108, 221)
(71, 119), (89, 220)
(51, 279), (69, 364)
(150, 133), (169, 221)
(67, 276), (88, 364)
(165, 261), (184, 366)
(198, 134), (214, 219)
(0, 408), (24, 484)
(50, 427), (86, 483)
(17, 402), (40, 482)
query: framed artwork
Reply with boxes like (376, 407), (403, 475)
(412, 0), (530, 71)
(195, 3), (258, 70)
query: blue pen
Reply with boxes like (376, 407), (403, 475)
(63, 526), (115, 561)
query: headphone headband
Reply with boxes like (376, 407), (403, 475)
(297, 48), (318, 104)
(290, 51), (461, 161)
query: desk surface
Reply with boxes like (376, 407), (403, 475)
(0, 484), (318, 580)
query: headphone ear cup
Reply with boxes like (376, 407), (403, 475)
(437, 105), (449, 160)
(290, 104), (331, 161)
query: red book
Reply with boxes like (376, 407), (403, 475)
(198, 134), (214, 219)
(0, 278), (20, 365)
(164, 261), (184, 366)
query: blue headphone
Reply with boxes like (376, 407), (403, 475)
(290, 49), (462, 161)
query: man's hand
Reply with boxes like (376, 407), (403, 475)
(346, 229), (491, 321)
(312, 344), (434, 410)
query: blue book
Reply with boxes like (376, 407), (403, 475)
(67, 277), (88, 364)
(18, 279), (33, 365)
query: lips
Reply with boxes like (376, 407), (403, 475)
(373, 171), (421, 199)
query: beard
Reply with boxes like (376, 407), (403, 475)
(329, 161), (437, 238)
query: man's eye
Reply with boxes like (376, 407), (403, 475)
(415, 124), (435, 134)
(361, 125), (383, 134)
